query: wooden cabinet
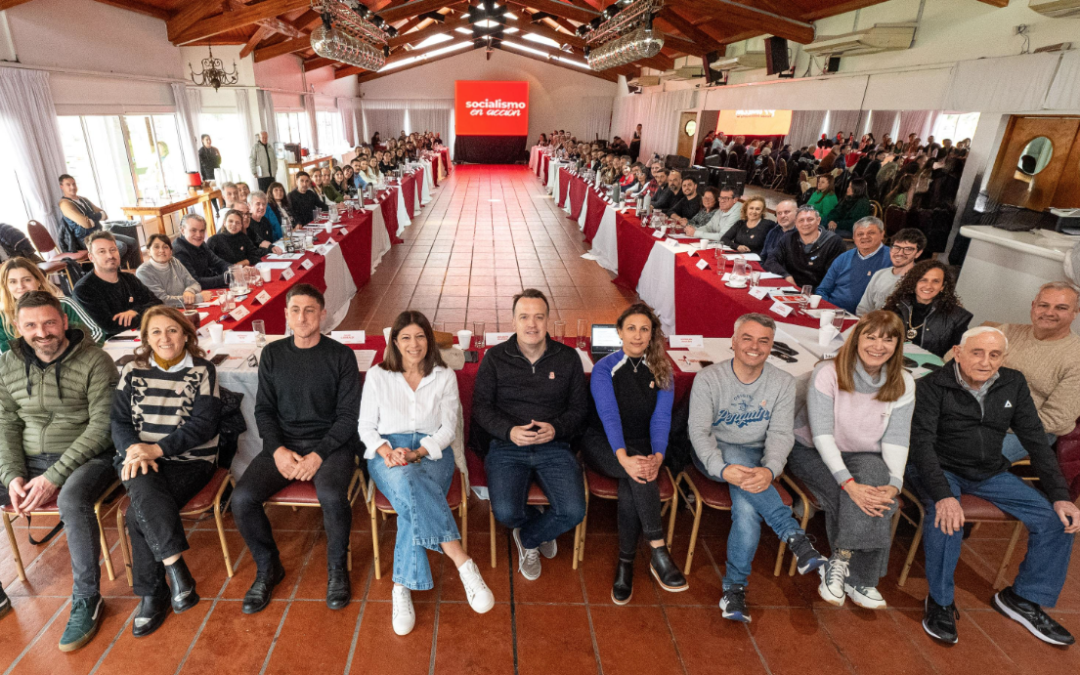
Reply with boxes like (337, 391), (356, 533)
(988, 115), (1080, 212)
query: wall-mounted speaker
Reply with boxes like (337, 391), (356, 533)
(702, 51), (726, 85)
(826, 55), (841, 73)
(765, 37), (789, 75)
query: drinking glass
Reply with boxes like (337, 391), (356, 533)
(832, 313), (846, 334)
(714, 253), (727, 277)
(577, 319), (588, 350)
(749, 271), (761, 288)
(552, 320), (566, 342)
(473, 321), (486, 349)
(799, 284), (813, 313)
(252, 320), (266, 347)
(432, 321), (445, 334)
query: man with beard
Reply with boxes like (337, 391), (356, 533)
(72, 232), (162, 339)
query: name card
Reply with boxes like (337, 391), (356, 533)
(695, 259), (710, 271)
(228, 305), (251, 322)
(300, 259), (315, 270)
(665, 238), (679, 246)
(769, 300), (793, 318)
(316, 244), (333, 256)
(486, 331), (513, 346)
(651, 229), (664, 239)
(330, 330), (366, 344)
(748, 286), (770, 300)
(253, 290), (272, 305)
(669, 335), (703, 349)
(281, 267), (295, 281)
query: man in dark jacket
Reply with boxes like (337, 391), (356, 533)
(72, 232), (162, 339)
(763, 206), (847, 290)
(908, 327), (1080, 647)
(651, 169), (679, 212)
(0, 223), (42, 263)
(172, 215), (230, 290)
(287, 172), (327, 226)
(473, 289), (587, 581)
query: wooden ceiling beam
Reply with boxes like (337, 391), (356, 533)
(0, 0), (35, 10)
(380, 0), (455, 23)
(388, 15), (469, 48)
(166, 0), (220, 40)
(253, 35), (311, 62)
(172, 0), (310, 45)
(507, 0), (596, 25)
(974, 0), (1009, 6)
(92, 0), (170, 21)
(256, 16), (305, 38)
(655, 30), (706, 57)
(290, 8), (322, 30)
(520, 22), (585, 50)
(667, 0), (814, 44)
(505, 46), (622, 81)
(335, 65), (366, 80)
(239, 24), (274, 58)
(655, 8), (724, 53)
(303, 56), (337, 70)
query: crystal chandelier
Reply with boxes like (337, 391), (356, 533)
(188, 44), (239, 91)
(579, 0), (665, 71)
(310, 0), (394, 72)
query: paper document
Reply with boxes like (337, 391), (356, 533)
(256, 261), (294, 270)
(353, 350), (377, 372)
(668, 350), (717, 373)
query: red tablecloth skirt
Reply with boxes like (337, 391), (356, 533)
(582, 189), (607, 244)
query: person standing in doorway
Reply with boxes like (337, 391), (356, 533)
(249, 132), (277, 192)
(630, 124), (642, 162)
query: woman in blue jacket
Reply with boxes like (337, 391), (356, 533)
(582, 303), (687, 604)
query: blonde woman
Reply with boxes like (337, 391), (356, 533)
(721, 196), (777, 255)
(0, 258), (102, 351)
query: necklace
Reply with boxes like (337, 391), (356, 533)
(627, 355), (645, 373)
(906, 306), (926, 341)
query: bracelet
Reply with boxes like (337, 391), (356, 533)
(840, 478), (854, 490)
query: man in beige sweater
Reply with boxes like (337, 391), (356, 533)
(990, 282), (1080, 462)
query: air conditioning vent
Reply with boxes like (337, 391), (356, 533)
(708, 52), (767, 72)
(661, 65), (705, 81)
(1029, 0), (1080, 18)
(627, 75), (660, 87)
(803, 23), (916, 57)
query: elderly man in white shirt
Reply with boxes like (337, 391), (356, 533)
(686, 187), (742, 241)
(358, 311), (493, 637)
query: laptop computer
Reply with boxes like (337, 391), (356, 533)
(590, 324), (622, 361)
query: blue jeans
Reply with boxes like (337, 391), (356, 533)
(1001, 432), (1056, 463)
(485, 439), (586, 550)
(367, 433), (458, 591)
(693, 443), (801, 590)
(906, 467), (1074, 607)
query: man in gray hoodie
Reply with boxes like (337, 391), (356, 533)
(688, 313), (825, 622)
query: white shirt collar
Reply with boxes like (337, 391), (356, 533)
(857, 243), (884, 260)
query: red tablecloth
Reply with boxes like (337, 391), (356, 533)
(568, 173), (587, 221)
(541, 154), (550, 185)
(401, 174), (416, 219)
(611, 211), (656, 290)
(337, 211), (374, 289)
(439, 148), (451, 175)
(582, 188), (608, 244)
(558, 167), (571, 208)
(379, 192), (403, 245)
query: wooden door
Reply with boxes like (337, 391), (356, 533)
(676, 112), (699, 160)
(987, 116), (1079, 211)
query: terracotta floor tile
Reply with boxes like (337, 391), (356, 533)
(263, 600), (360, 675)
(0, 595), (68, 672)
(347, 601), (437, 674)
(515, 603), (597, 675)
(589, 605), (684, 675)
(9, 597), (136, 675)
(818, 607), (937, 674)
(666, 606), (768, 675)
(96, 601), (212, 675)
(891, 609), (1022, 675)
(177, 600), (286, 675)
(431, 603), (514, 675)
(747, 608), (850, 675)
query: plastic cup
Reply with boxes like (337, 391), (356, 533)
(820, 309), (836, 328)
(810, 294), (822, 308)
(208, 323), (224, 344)
(818, 326), (835, 346)
(260, 267), (272, 283)
(457, 329), (472, 348)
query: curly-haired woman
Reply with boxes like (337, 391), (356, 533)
(883, 260), (972, 358)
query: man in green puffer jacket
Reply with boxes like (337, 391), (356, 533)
(0, 292), (118, 653)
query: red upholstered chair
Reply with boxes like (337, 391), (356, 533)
(677, 465), (793, 576)
(369, 468), (468, 580)
(1, 480), (122, 583)
(898, 489), (1025, 589)
(265, 467), (368, 571)
(116, 467), (235, 586)
(26, 220), (89, 287)
(578, 466), (677, 564)
(1052, 418), (1080, 501)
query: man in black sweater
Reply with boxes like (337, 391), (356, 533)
(72, 231), (161, 338)
(763, 206), (846, 290)
(473, 289), (587, 581)
(665, 177), (702, 220)
(173, 215), (230, 289)
(651, 169), (679, 212)
(287, 171), (327, 226)
(231, 284), (361, 614)
(907, 327), (1080, 647)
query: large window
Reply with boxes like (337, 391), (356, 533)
(932, 113), (980, 144)
(0, 160), (31, 230)
(197, 112), (252, 183)
(315, 110), (346, 155)
(275, 111), (311, 149)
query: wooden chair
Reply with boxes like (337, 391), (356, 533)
(675, 465), (795, 576)
(1, 480), (122, 583)
(897, 489), (1025, 589)
(264, 467), (368, 571)
(871, 200), (883, 220)
(368, 469), (468, 580)
(772, 158), (788, 191)
(884, 205), (908, 239)
(116, 467), (235, 586)
(577, 466), (677, 564)
(26, 220), (88, 288)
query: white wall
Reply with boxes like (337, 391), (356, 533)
(359, 48), (617, 143)
(254, 54), (360, 99)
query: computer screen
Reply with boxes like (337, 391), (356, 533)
(591, 324), (622, 349)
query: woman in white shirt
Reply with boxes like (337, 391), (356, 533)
(358, 311), (494, 636)
(359, 157), (380, 185)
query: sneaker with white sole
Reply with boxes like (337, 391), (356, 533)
(391, 585), (415, 636)
(513, 528), (542, 580)
(538, 539), (557, 560)
(458, 559), (495, 614)
(817, 556), (849, 607)
(845, 584), (887, 610)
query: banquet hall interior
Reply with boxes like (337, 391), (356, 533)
(1, 0), (1080, 673)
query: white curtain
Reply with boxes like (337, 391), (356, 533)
(897, 110), (935, 141)
(610, 88), (697, 164)
(362, 99), (407, 144)
(825, 110), (864, 139)
(235, 89), (255, 148)
(171, 83), (200, 172)
(786, 110), (827, 149)
(303, 93), (319, 153)
(256, 89), (278, 145)
(0, 68), (68, 241)
(869, 110), (900, 143)
(944, 52), (1060, 113)
(337, 97), (359, 147)
(1044, 50), (1080, 111)
(578, 96), (614, 143)
(403, 99), (453, 141)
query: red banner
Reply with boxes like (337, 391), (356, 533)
(454, 80), (529, 136)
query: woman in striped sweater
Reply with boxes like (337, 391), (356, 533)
(0, 257), (102, 351)
(787, 310), (915, 611)
(111, 305), (222, 638)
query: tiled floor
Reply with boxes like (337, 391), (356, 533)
(3, 166), (1079, 674)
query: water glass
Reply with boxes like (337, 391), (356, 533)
(832, 313), (846, 334)
(577, 319), (588, 350)
(552, 320), (566, 342)
(473, 321), (486, 349)
(714, 254), (727, 277)
(799, 284), (813, 312)
(432, 321), (445, 334)
(749, 271), (761, 288)
(252, 320), (266, 347)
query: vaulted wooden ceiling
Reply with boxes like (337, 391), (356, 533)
(2, 0), (995, 83)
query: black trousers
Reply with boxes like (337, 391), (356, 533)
(581, 428), (664, 558)
(256, 176), (275, 192)
(123, 460), (216, 597)
(231, 442), (355, 574)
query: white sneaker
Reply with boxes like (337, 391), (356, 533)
(845, 584), (887, 610)
(817, 556), (849, 607)
(513, 528), (542, 580)
(391, 585), (415, 636)
(458, 559), (495, 614)
(538, 539), (557, 560)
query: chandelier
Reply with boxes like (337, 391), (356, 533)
(579, 0), (665, 71)
(188, 44), (239, 91)
(310, 0), (394, 72)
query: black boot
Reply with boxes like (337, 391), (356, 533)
(649, 545), (688, 593)
(165, 557), (199, 613)
(0, 582), (11, 620)
(132, 589), (171, 638)
(243, 558), (286, 615)
(611, 557), (634, 605)
(326, 568), (351, 610)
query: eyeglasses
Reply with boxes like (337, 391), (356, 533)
(893, 245), (919, 254)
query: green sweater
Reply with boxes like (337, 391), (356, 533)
(807, 191), (838, 225)
(0, 330), (118, 488)
(0, 297), (103, 353)
(828, 197), (872, 237)
(322, 182), (345, 203)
